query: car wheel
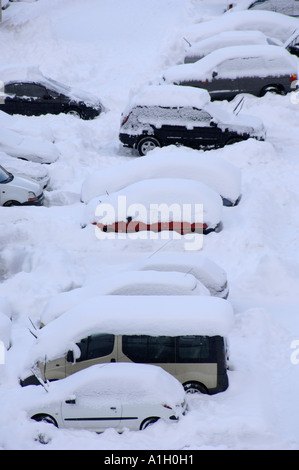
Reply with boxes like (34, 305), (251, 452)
(183, 381), (208, 394)
(3, 201), (21, 207)
(31, 414), (58, 427)
(137, 137), (161, 156)
(64, 108), (82, 119)
(260, 85), (285, 97)
(140, 417), (160, 430)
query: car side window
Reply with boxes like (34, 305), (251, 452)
(178, 107), (212, 124)
(5, 83), (47, 98)
(122, 335), (176, 363)
(216, 58), (245, 78)
(76, 334), (114, 362)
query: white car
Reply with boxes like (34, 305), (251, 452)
(0, 152), (50, 188)
(0, 127), (59, 164)
(134, 252), (229, 299)
(81, 145), (242, 207)
(182, 10), (299, 44)
(40, 270), (211, 326)
(183, 30), (283, 63)
(82, 177), (223, 235)
(0, 164), (44, 206)
(27, 363), (187, 432)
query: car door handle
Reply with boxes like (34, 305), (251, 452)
(65, 396), (76, 405)
(110, 407), (117, 410)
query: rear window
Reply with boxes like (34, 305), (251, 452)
(131, 106), (212, 128)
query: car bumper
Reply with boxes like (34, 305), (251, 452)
(22, 193), (44, 206)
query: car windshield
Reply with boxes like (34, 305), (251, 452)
(41, 77), (72, 95)
(0, 166), (13, 183)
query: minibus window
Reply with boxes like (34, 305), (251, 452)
(176, 336), (210, 363)
(76, 334), (114, 362)
(123, 335), (175, 363)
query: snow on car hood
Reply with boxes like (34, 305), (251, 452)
(206, 102), (266, 137)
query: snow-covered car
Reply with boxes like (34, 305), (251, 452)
(23, 295), (234, 394)
(27, 363), (187, 432)
(119, 85), (265, 154)
(0, 127), (59, 164)
(183, 10), (299, 44)
(82, 177), (223, 235)
(163, 45), (298, 101)
(40, 270), (211, 326)
(134, 252), (229, 299)
(0, 65), (104, 120)
(226, 0), (299, 17)
(0, 152), (50, 188)
(0, 164), (44, 206)
(183, 30), (283, 63)
(81, 145), (242, 207)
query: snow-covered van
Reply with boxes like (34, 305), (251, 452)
(22, 296), (234, 395)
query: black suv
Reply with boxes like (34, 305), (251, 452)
(119, 85), (265, 156)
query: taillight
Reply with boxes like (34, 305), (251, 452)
(290, 73), (297, 82)
(121, 112), (131, 126)
(163, 404), (173, 410)
(27, 192), (37, 202)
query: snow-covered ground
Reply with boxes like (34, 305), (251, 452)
(0, 0), (299, 450)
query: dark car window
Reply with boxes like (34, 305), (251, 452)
(5, 83), (48, 98)
(123, 335), (176, 363)
(176, 335), (211, 363)
(76, 334), (114, 362)
(178, 107), (212, 123)
(0, 166), (12, 184)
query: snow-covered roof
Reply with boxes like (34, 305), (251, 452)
(31, 296), (235, 362)
(82, 177), (223, 228)
(40, 270), (210, 325)
(0, 127), (59, 164)
(164, 45), (298, 83)
(81, 146), (241, 206)
(123, 85), (211, 113)
(184, 30), (284, 61)
(135, 252), (228, 295)
(0, 64), (44, 85)
(183, 10), (299, 44)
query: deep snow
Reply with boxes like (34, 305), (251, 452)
(0, 0), (299, 450)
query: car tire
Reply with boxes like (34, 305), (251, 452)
(31, 414), (58, 427)
(64, 108), (82, 119)
(140, 417), (160, 430)
(3, 201), (21, 207)
(260, 85), (285, 97)
(137, 137), (161, 156)
(183, 381), (208, 394)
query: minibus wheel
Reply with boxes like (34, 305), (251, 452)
(184, 381), (208, 394)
